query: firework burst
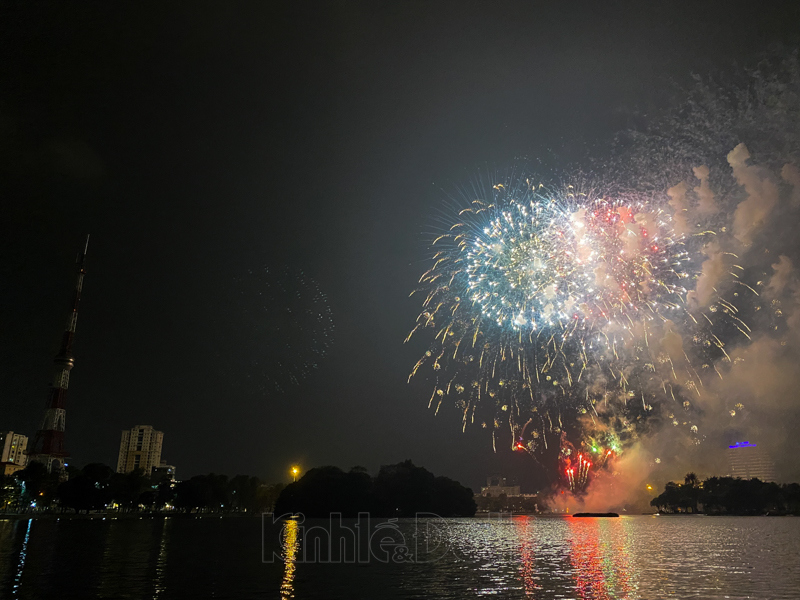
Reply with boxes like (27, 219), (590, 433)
(408, 174), (750, 455)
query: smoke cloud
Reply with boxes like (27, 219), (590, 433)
(729, 143), (780, 246)
(666, 182), (690, 235)
(693, 165), (717, 215)
(686, 242), (726, 309)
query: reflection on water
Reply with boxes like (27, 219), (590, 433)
(97, 518), (170, 597)
(568, 519), (611, 598)
(0, 515), (799, 599)
(153, 518), (171, 598)
(416, 516), (800, 599)
(566, 518), (633, 599)
(279, 519), (299, 600)
(12, 520), (31, 597)
(515, 517), (540, 595)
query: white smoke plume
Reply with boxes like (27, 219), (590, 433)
(686, 241), (726, 309)
(729, 143), (780, 246)
(693, 165), (717, 215)
(666, 182), (690, 235)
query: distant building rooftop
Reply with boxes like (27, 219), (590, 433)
(481, 474), (521, 497)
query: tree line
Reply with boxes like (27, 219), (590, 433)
(274, 460), (477, 517)
(651, 473), (800, 515)
(0, 461), (284, 513)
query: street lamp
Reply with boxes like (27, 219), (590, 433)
(291, 466), (300, 482)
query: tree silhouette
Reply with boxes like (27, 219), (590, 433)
(652, 474), (799, 515)
(274, 460), (476, 517)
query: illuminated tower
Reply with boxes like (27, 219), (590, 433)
(28, 235), (90, 474)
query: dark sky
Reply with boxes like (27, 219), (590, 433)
(1, 1), (798, 490)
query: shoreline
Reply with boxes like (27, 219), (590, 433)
(0, 512), (258, 521)
(3, 511), (795, 521)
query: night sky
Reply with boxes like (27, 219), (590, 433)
(2, 1), (798, 490)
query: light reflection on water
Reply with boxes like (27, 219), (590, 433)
(12, 519), (31, 597)
(405, 516), (800, 598)
(515, 517), (540, 595)
(153, 518), (171, 598)
(566, 517), (633, 599)
(0, 515), (799, 599)
(280, 519), (299, 599)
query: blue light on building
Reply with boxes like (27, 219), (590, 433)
(728, 441), (757, 449)
(727, 441), (776, 481)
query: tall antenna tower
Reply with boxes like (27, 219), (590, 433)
(28, 235), (90, 474)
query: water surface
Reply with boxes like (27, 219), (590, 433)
(1, 515), (798, 599)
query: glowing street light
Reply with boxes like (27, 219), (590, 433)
(291, 466), (300, 482)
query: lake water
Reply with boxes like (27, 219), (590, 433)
(1, 515), (799, 599)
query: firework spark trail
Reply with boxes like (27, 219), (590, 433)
(565, 454), (593, 492)
(408, 175), (753, 457)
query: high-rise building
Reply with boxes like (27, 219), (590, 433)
(727, 441), (777, 482)
(117, 425), (164, 475)
(1, 432), (28, 475)
(28, 236), (90, 475)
